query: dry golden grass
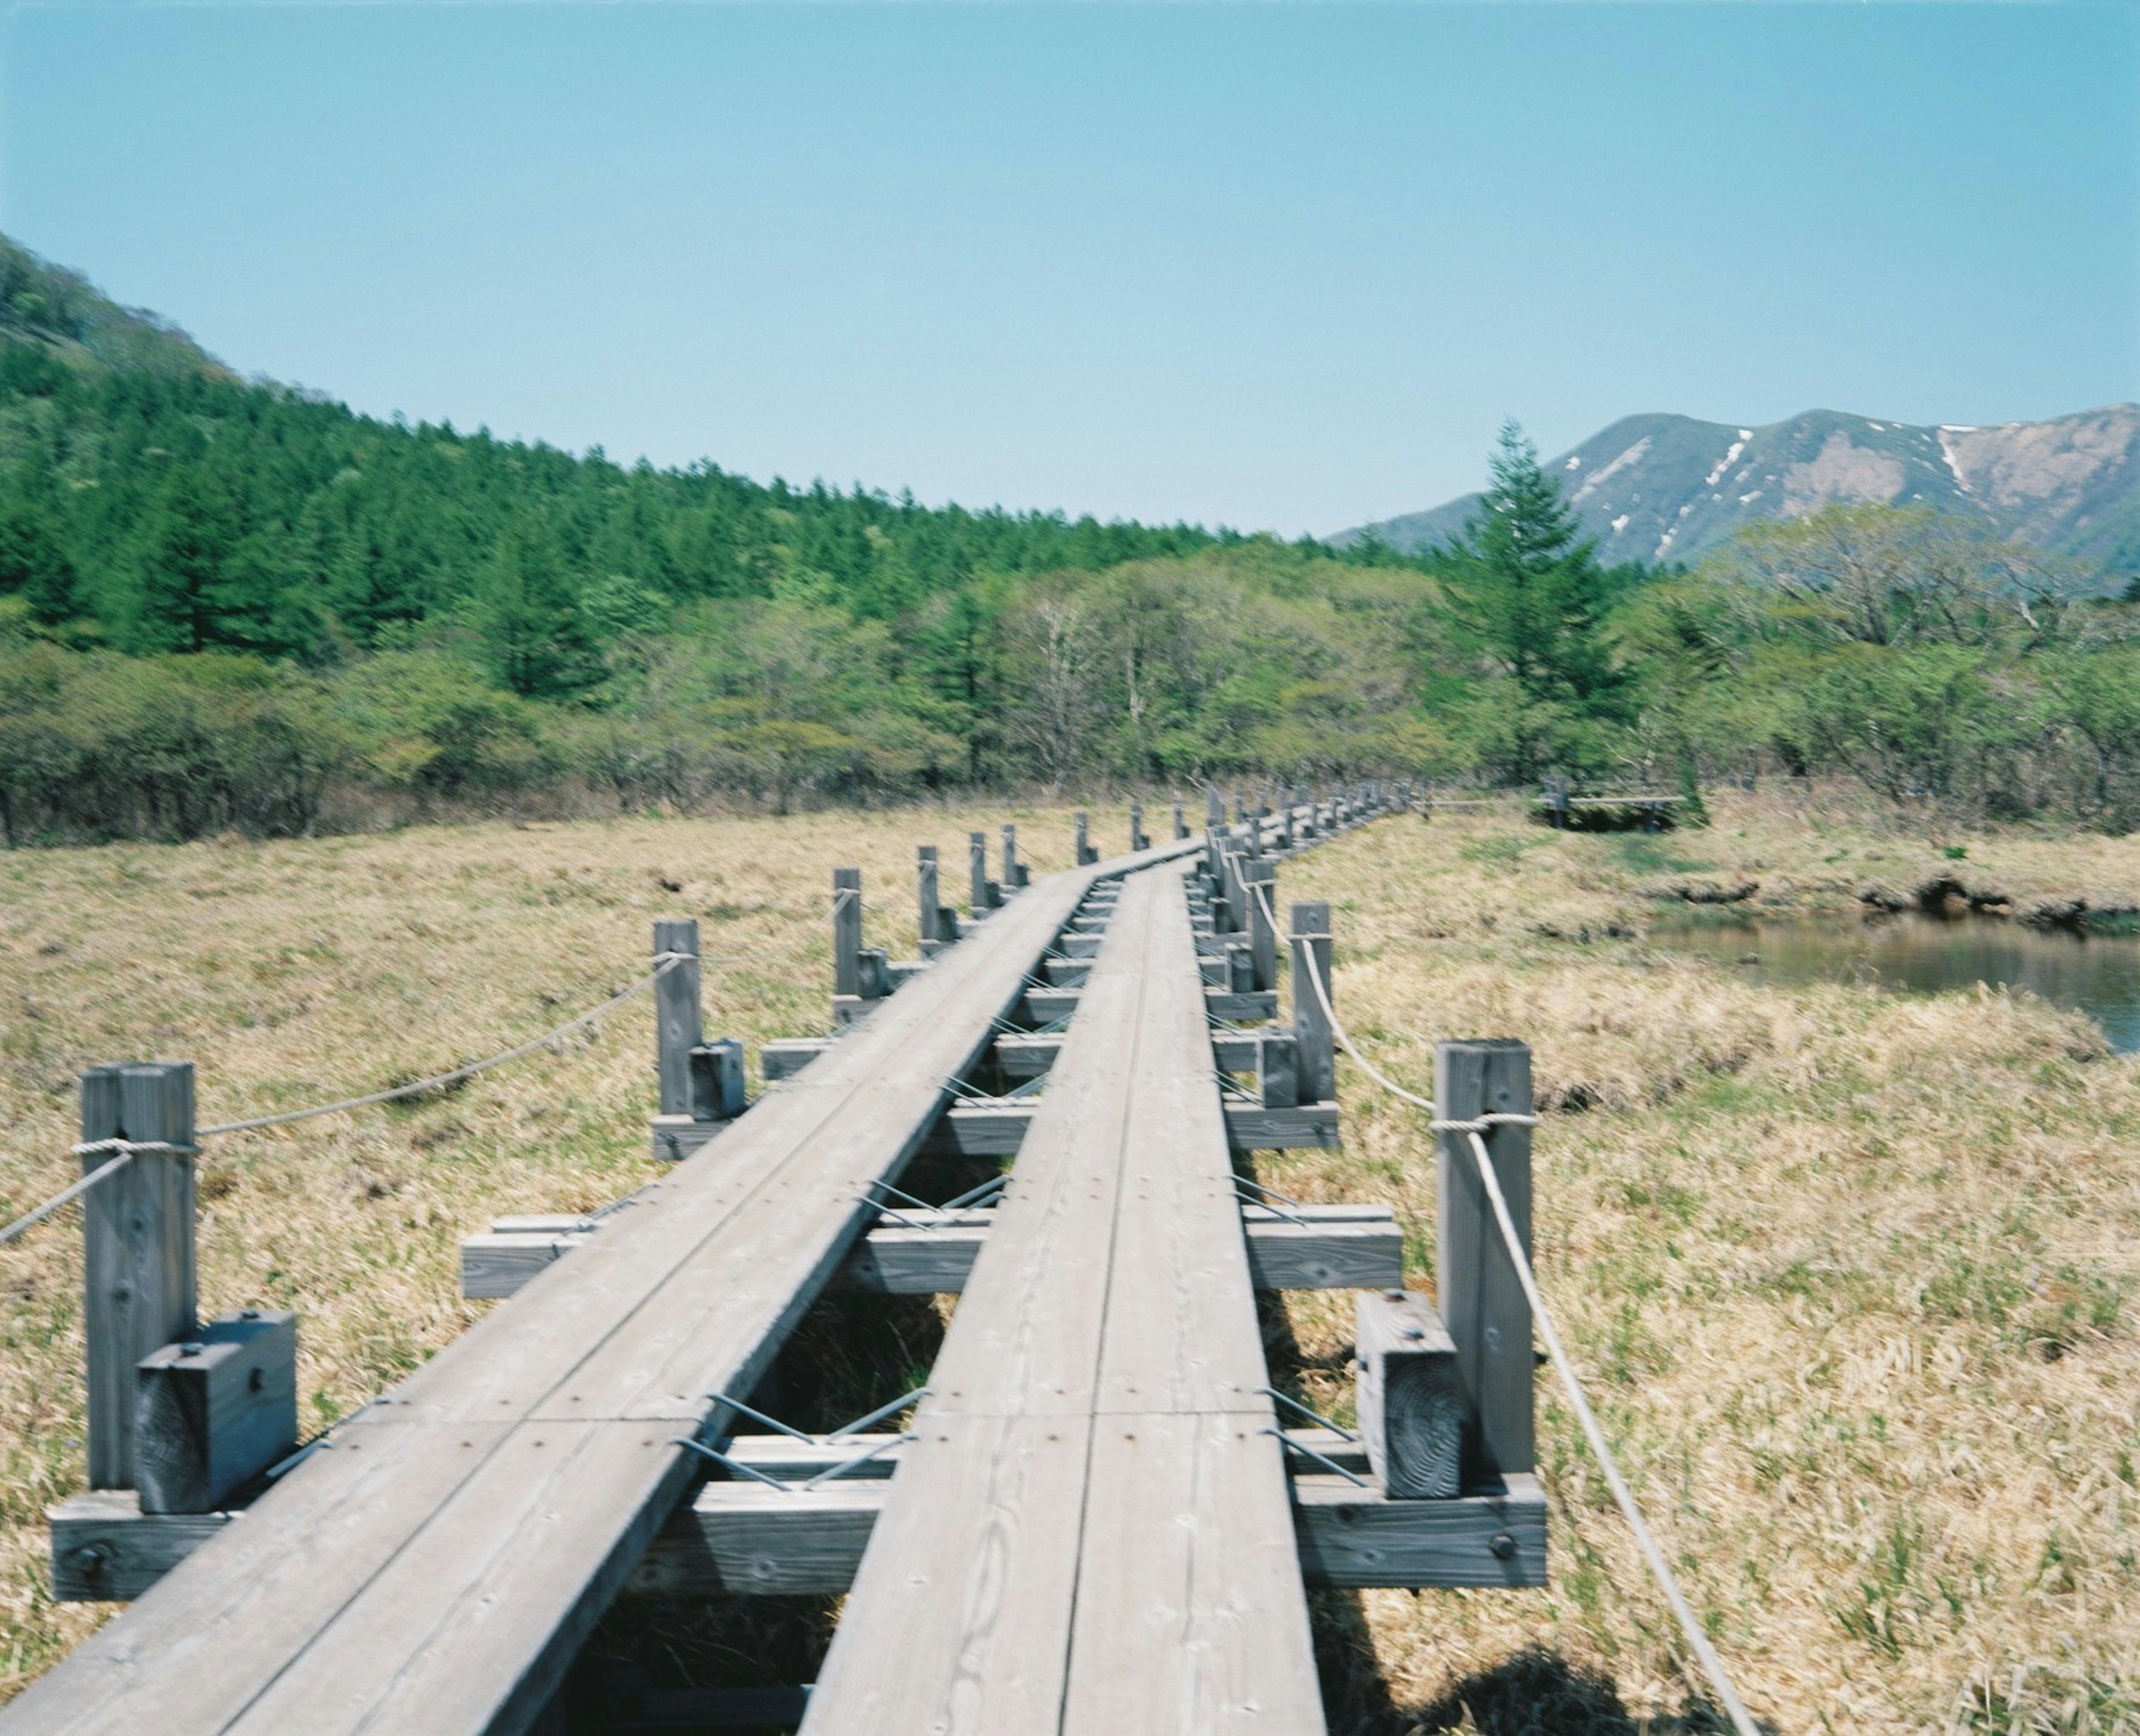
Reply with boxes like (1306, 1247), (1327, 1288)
(1271, 798), (2139, 1735)
(0, 791), (2133, 1733)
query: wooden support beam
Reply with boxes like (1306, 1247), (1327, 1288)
(80, 1062), (196, 1494)
(1434, 1039), (1535, 1486)
(915, 1097), (1334, 1158)
(1353, 1290), (1463, 1499)
(627, 1464), (1545, 1597)
(135, 1310), (298, 1515)
(461, 1202), (1396, 1303)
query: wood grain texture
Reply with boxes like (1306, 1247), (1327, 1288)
(1353, 1292), (1463, 1500)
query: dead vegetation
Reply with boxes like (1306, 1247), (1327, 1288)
(0, 792), (2134, 1730)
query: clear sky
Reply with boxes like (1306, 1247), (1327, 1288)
(3, 2), (2135, 537)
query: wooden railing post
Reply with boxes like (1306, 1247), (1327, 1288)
(1129, 800), (1148, 853)
(1171, 794), (1187, 840)
(1433, 1039), (1535, 1487)
(1074, 813), (1096, 866)
(80, 1062), (196, 1491)
(969, 831), (999, 913)
(917, 846), (943, 952)
(1288, 902), (1334, 1106)
(1205, 787), (1225, 831)
(831, 872), (862, 1003)
(653, 919), (703, 1121)
(1242, 858), (1277, 991)
(1001, 824), (1028, 890)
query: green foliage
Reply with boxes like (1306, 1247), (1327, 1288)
(1438, 422), (1630, 776)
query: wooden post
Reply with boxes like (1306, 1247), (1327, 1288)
(1288, 903), (1334, 1106)
(1171, 795), (1186, 840)
(968, 831), (996, 913)
(1433, 1040), (1534, 1487)
(1242, 859), (1277, 991)
(1074, 813), (1096, 866)
(1206, 787), (1225, 830)
(1001, 824), (1028, 890)
(81, 1062), (196, 1491)
(1129, 800), (1147, 853)
(653, 920), (702, 1120)
(917, 846), (942, 951)
(832, 869), (863, 1017)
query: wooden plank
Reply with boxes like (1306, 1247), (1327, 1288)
(918, 1101), (1335, 1160)
(796, 874), (1166, 1735)
(1061, 1416), (1324, 1736)
(5, 839), (1203, 1736)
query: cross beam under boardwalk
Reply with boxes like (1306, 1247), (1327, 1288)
(800, 866), (1326, 1736)
(1, 841), (1200, 1736)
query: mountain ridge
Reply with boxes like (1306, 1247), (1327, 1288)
(1337, 404), (2140, 576)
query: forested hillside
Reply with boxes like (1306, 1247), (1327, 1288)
(6, 232), (2140, 846)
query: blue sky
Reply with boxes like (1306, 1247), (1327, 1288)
(4, 2), (2134, 536)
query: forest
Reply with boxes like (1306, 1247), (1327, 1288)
(1, 231), (2137, 843)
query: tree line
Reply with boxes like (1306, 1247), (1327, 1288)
(1, 320), (2137, 843)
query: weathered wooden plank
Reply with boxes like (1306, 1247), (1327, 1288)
(65, 1436), (1526, 1608)
(1061, 1415), (1324, 1736)
(795, 874), (1165, 1734)
(918, 1100), (1336, 1160)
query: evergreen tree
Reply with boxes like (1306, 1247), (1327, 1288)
(0, 499), (77, 623)
(128, 464), (239, 652)
(466, 516), (599, 698)
(1446, 421), (1627, 715)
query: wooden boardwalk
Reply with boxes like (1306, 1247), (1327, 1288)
(13, 783), (1551, 1736)
(800, 867), (1321, 1735)
(3, 840), (1199, 1736)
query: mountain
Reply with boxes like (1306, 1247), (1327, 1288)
(1338, 405), (2140, 576)
(0, 235), (234, 382)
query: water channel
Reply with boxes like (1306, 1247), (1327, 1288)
(1654, 911), (2140, 1054)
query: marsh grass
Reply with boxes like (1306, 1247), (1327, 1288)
(0, 792), (2134, 1730)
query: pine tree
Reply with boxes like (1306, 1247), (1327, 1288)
(128, 465), (238, 652)
(1447, 421), (1627, 714)
(467, 516), (599, 698)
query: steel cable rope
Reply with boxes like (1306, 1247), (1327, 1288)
(2, 889), (859, 1245)
(1257, 877), (1762, 1736)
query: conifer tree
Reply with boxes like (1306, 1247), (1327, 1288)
(1446, 421), (1626, 716)
(467, 516), (599, 697)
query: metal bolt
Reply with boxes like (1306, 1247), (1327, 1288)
(177, 1342), (204, 1358)
(1489, 1533), (1516, 1560)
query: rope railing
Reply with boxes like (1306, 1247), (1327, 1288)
(3, 888), (863, 1250)
(1258, 876), (1760, 1735)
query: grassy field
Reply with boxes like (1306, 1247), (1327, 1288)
(0, 793), (2133, 1731)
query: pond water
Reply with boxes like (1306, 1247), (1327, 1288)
(1655, 912), (2140, 1053)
